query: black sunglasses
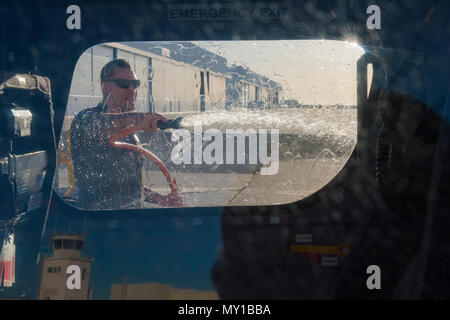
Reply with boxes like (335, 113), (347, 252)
(104, 79), (141, 89)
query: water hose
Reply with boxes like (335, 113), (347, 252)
(108, 116), (184, 206)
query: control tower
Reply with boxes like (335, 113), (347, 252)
(37, 234), (93, 300)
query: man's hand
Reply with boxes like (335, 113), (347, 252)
(144, 187), (184, 207)
(165, 191), (184, 207)
(139, 113), (168, 132)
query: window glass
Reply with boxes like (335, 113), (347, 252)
(53, 239), (62, 249)
(47, 266), (61, 273)
(74, 240), (83, 250)
(54, 40), (363, 210)
(63, 240), (75, 249)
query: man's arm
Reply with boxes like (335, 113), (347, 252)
(103, 112), (168, 145)
(71, 111), (167, 149)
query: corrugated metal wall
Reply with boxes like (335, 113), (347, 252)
(207, 72), (227, 110)
(67, 45), (115, 115)
(151, 58), (200, 112)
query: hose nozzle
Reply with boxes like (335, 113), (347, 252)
(157, 116), (183, 130)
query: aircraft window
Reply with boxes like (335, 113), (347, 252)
(54, 40), (365, 210)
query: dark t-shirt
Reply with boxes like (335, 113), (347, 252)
(70, 103), (144, 209)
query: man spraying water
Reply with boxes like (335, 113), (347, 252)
(70, 59), (183, 209)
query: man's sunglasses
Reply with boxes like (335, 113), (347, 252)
(104, 79), (141, 89)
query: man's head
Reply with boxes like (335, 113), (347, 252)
(100, 59), (140, 113)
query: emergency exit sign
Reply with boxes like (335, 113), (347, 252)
(168, 3), (290, 21)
